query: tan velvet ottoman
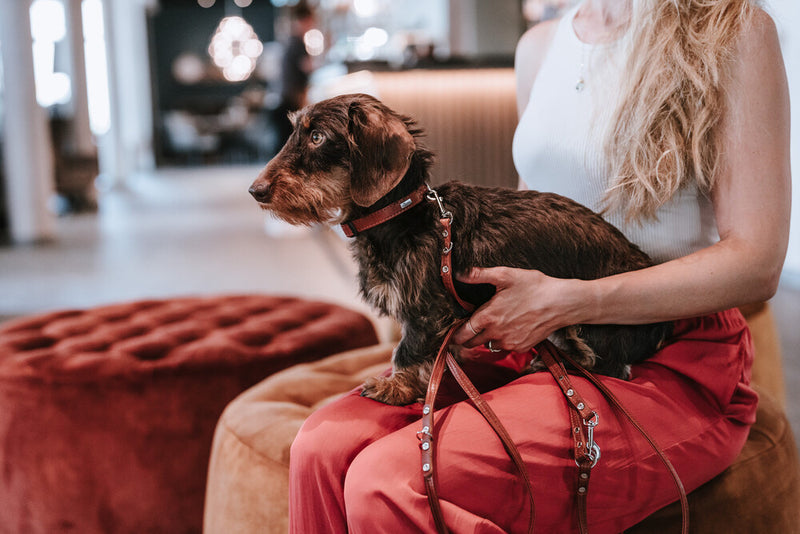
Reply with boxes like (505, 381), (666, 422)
(204, 305), (800, 532)
(0, 295), (378, 534)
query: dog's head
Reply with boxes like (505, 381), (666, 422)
(249, 93), (419, 225)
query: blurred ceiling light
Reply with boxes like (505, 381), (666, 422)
(353, 0), (380, 18)
(30, 0), (66, 42)
(198, 0), (215, 7)
(234, 0), (253, 6)
(362, 27), (388, 48)
(208, 15), (263, 82)
(348, 27), (386, 62)
(354, 41), (374, 61)
(303, 28), (325, 57)
(172, 52), (206, 84)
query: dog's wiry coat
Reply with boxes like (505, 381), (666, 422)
(250, 93), (672, 405)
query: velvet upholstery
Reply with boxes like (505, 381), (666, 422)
(203, 304), (800, 533)
(0, 295), (378, 534)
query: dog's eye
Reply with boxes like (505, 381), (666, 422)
(310, 130), (325, 145)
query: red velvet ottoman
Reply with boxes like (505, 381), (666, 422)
(0, 295), (378, 534)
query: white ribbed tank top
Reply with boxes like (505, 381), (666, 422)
(512, 4), (719, 264)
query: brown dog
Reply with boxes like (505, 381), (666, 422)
(249, 93), (671, 405)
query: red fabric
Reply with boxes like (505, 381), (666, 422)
(0, 295), (379, 534)
(289, 309), (757, 533)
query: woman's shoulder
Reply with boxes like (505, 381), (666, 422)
(739, 5), (780, 56)
(726, 5), (784, 95)
(514, 19), (561, 115)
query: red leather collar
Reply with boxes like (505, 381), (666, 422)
(340, 184), (429, 237)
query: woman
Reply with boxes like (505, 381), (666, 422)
(289, 0), (790, 531)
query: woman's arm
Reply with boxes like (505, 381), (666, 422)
(455, 10), (790, 352)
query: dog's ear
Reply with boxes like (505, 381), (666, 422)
(346, 96), (415, 207)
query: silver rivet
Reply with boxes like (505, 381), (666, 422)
(422, 442), (430, 451)
(423, 463), (431, 472)
(422, 426), (429, 434)
(566, 389), (574, 397)
(574, 427), (580, 434)
(577, 402), (585, 410)
(578, 487), (587, 494)
(442, 230), (448, 237)
(423, 406), (431, 415)
(442, 266), (449, 274)
(580, 473), (589, 480)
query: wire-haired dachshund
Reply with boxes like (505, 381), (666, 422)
(249, 93), (672, 405)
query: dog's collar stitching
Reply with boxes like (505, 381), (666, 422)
(340, 183), (430, 237)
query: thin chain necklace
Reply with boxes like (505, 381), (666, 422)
(576, 43), (588, 92)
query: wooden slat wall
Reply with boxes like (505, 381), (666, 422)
(371, 69), (518, 189)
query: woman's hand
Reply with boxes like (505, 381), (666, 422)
(452, 267), (589, 353)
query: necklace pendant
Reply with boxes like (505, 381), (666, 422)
(575, 78), (585, 92)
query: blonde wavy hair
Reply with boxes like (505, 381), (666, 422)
(603, 0), (757, 222)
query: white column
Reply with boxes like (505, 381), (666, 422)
(65, 0), (95, 156)
(95, 0), (156, 190)
(95, 0), (125, 190)
(113, 0), (155, 172)
(0, 0), (56, 243)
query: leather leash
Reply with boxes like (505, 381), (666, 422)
(420, 186), (689, 533)
(538, 342), (690, 534)
(419, 322), (536, 534)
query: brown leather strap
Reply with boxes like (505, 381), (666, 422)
(538, 343), (600, 534)
(438, 217), (475, 314)
(419, 323), (460, 534)
(539, 341), (690, 534)
(340, 184), (429, 237)
(420, 322), (535, 534)
(445, 351), (536, 533)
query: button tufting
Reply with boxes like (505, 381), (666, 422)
(0, 296), (379, 382)
(6, 332), (58, 351)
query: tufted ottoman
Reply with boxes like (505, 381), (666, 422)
(0, 295), (378, 534)
(203, 304), (800, 533)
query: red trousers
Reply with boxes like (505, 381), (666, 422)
(289, 309), (757, 533)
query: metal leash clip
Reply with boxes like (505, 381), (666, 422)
(426, 183), (452, 220)
(584, 411), (601, 468)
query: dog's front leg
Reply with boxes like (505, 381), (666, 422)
(360, 319), (445, 405)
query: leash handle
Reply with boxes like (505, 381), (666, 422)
(418, 323), (458, 534)
(419, 322), (535, 534)
(538, 341), (690, 534)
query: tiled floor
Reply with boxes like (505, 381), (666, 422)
(1, 165), (798, 447)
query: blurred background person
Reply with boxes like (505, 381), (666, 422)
(273, 1), (316, 147)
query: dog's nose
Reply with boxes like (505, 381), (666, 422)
(249, 182), (271, 203)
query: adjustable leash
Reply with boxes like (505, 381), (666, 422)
(419, 322), (536, 534)
(428, 186), (476, 315)
(539, 343), (690, 534)
(421, 186), (689, 534)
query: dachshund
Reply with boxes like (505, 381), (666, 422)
(249, 93), (672, 405)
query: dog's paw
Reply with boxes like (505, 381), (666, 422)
(360, 375), (423, 406)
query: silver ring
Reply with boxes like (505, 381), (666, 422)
(467, 319), (479, 336)
(488, 340), (502, 353)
